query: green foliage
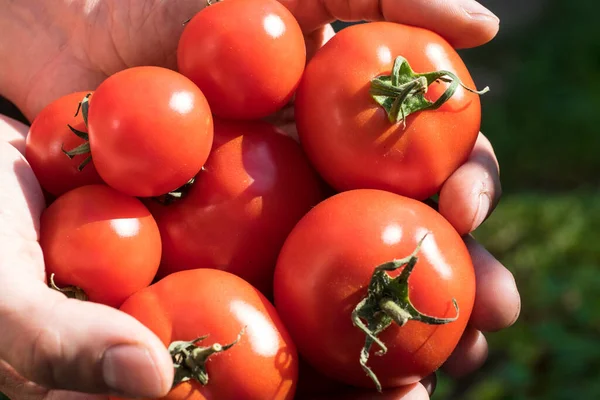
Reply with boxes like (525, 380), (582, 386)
(436, 191), (600, 399)
(459, 0), (600, 193)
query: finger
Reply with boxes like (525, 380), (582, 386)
(420, 373), (437, 396)
(0, 114), (29, 155)
(0, 361), (107, 400)
(0, 281), (174, 398)
(438, 133), (502, 235)
(441, 326), (488, 378)
(465, 236), (521, 332)
(304, 24), (336, 62)
(278, 0), (499, 48)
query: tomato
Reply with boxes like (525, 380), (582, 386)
(40, 184), (162, 308)
(273, 189), (475, 390)
(25, 91), (104, 196)
(295, 22), (486, 200)
(87, 66), (213, 197)
(112, 268), (298, 400)
(177, 0), (306, 120)
(148, 118), (323, 297)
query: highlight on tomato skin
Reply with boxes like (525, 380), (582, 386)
(147, 118), (325, 298)
(273, 189), (476, 391)
(39, 184), (162, 308)
(294, 22), (486, 201)
(111, 268), (299, 400)
(25, 91), (105, 197)
(177, 0), (306, 120)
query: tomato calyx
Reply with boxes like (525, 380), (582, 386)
(48, 273), (89, 301)
(370, 56), (489, 127)
(169, 327), (245, 388)
(62, 93), (93, 171)
(351, 234), (460, 392)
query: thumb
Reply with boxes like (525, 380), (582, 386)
(0, 280), (174, 398)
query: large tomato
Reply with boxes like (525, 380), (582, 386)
(148, 118), (324, 296)
(112, 268), (298, 400)
(40, 184), (162, 307)
(86, 66), (213, 197)
(25, 91), (104, 196)
(295, 22), (487, 200)
(177, 0), (306, 120)
(273, 189), (476, 390)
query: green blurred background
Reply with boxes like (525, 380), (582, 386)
(431, 0), (600, 398)
(1, 0), (598, 399)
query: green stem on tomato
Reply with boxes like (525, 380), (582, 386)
(351, 234), (460, 392)
(169, 327), (246, 388)
(370, 56), (489, 127)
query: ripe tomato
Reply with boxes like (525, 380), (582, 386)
(87, 66), (213, 197)
(112, 269), (298, 400)
(273, 189), (475, 390)
(295, 22), (486, 200)
(40, 184), (162, 308)
(25, 91), (104, 196)
(177, 0), (306, 120)
(148, 118), (324, 297)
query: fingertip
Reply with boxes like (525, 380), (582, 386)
(465, 237), (521, 332)
(442, 326), (488, 378)
(439, 133), (501, 235)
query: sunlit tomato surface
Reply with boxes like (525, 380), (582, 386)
(295, 22), (483, 200)
(25, 91), (104, 196)
(112, 269), (298, 400)
(149, 119), (323, 296)
(40, 184), (162, 307)
(177, 0), (306, 120)
(87, 66), (213, 197)
(274, 189), (476, 389)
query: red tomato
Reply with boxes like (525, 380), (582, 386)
(87, 66), (213, 197)
(25, 91), (104, 196)
(295, 22), (486, 200)
(40, 184), (162, 307)
(273, 189), (475, 390)
(177, 0), (306, 120)
(148, 118), (324, 296)
(112, 269), (298, 400)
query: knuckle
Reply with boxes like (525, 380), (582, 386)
(24, 324), (65, 389)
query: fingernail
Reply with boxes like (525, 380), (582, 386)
(103, 344), (167, 398)
(471, 193), (491, 231)
(462, 1), (499, 22)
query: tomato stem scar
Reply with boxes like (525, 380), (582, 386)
(370, 56), (489, 128)
(169, 326), (246, 388)
(351, 234), (460, 392)
(48, 273), (89, 301)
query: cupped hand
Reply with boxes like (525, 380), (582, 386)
(0, 1), (518, 399)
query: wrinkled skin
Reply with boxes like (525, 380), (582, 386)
(0, 1), (519, 399)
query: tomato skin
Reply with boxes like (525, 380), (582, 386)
(40, 184), (162, 308)
(87, 66), (213, 197)
(295, 22), (482, 200)
(25, 91), (104, 196)
(112, 269), (298, 400)
(273, 189), (475, 389)
(177, 0), (306, 120)
(149, 118), (323, 296)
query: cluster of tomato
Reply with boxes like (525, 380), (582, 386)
(24, 0), (490, 398)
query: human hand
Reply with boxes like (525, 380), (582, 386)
(0, 1), (518, 399)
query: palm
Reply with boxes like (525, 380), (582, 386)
(20, 0), (205, 121)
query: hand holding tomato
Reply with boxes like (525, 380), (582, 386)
(0, 1), (517, 400)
